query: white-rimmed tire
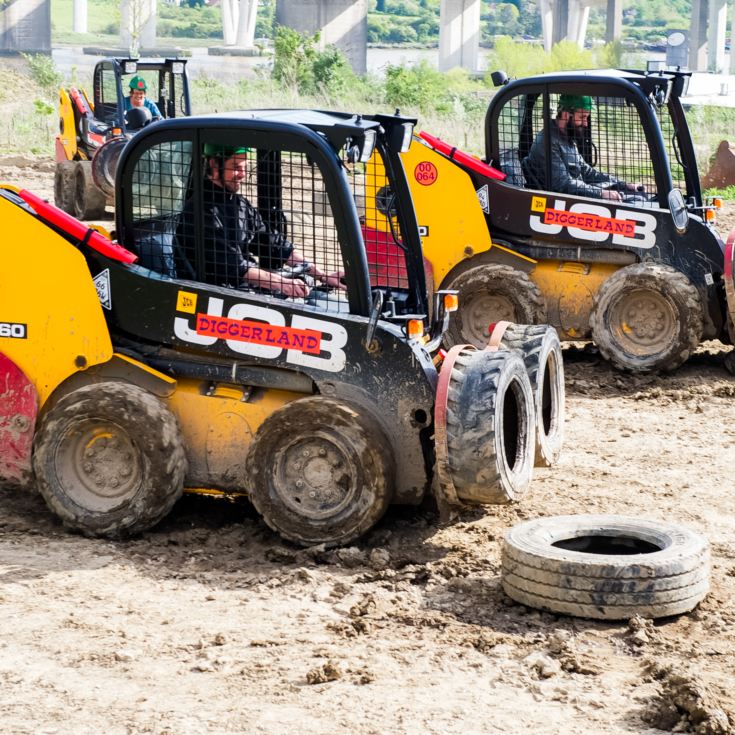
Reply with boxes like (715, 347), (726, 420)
(502, 514), (710, 620)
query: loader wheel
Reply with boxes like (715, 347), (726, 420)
(500, 324), (565, 467)
(246, 397), (394, 547)
(33, 382), (186, 538)
(589, 263), (703, 372)
(53, 160), (76, 214)
(443, 264), (547, 349)
(73, 161), (107, 220)
(502, 514), (710, 620)
(443, 348), (535, 504)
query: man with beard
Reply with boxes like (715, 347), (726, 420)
(177, 144), (344, 298)
(525, 94), (643, 200)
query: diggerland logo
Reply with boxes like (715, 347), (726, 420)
(543, 208), (636, 237)
(195, 314), (322, 354)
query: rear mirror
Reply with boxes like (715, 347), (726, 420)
(668, 188), (688, 233)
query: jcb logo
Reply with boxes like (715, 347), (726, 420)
(529, 199), (657, 248)
(0, 322), (27, 339)
(174, 296), (348, 373)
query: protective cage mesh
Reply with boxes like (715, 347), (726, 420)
(128, 139), (411, 312)
(494, 92), (663, 203)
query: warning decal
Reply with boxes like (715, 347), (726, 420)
(93, 269), (112, 310)
(195, 314), (322, 354)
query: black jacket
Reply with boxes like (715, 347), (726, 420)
(177, 178), (294, 288)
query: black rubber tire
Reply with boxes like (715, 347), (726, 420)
(500, 324), (565, 467)
(444, 264), (547, 349)
(32, 382), (187, 538)
(445, 349), (535, 504)
(53, 160), (76, 214)
(502, 514), (710, 620)
(589, 263), (704, 373)
(245, 397), (394, 547)
(73, 160), (107, 220)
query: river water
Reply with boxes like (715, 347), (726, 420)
(51, 45), (735, 106)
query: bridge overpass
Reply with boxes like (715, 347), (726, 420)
(2, 0), (734, 76)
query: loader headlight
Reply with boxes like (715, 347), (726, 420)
(122, 60), (138, 74)
(172, 61), (185, 75)
(358, 129), (377, 163)
(389, 121), (414, 154)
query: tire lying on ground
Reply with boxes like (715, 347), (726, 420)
(501, 514), (710, 620)
(589, 262), (704, 373)
(500, 324), (565, 467)
(441, 347), (535, 504)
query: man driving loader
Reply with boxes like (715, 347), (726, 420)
(124, 75), (162, 121)
(525, 94), (643, 201)
(176, 143), (343, 298)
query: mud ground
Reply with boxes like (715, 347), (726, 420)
(1, 159), (734, 734)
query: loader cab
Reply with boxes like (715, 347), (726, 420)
(486, 69), (701, 210)
(111, 111), (431, 338)
(92, 57), (192, 134)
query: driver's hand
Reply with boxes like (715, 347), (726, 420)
(601, 189), (623, 201)
(626, 182), (644, 192)
(276, 277), (311, 298)
(322, 271), (347, 290)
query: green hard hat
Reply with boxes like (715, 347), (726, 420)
(129, 75), (147, 92)
(203, 143), (252, 157)
(558, 94), (593, 111)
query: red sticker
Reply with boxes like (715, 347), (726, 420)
(196, 314), (322, 353)
(414, 161), (438, 186)
(543, 208), (635, 237)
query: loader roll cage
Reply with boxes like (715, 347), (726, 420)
(114, 110), (429, 323)
(485, 68), (701, 210)
(92, 57), (191, 134)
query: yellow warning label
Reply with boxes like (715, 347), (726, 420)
(176, 290), (197, 314)
(531, 196), (547, 213)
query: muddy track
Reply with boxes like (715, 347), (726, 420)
(0, 160), (734, 734)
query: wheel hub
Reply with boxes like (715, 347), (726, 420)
(613, 290), (676, 352)
(56, 420), (142, 512)
(465, 293), (515, 345)
(276, 436), (355, 520)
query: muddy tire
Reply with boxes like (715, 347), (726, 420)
(73, 160), (107, 220)
(53, 160), (76, 214)
(589, 263), (703, 373)
(444, 264), (547, 349)
(32, 382), (186, 537)
(245, 397), (394, 547)
(500, 324), (565, 467)
(445, 349), (535, 504)
(502, 514), (710, 620)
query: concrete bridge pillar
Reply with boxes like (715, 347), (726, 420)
(689, 0), (708, 71)
(707, 0), (728, 72)
(0, 0), (51, 52)
(539, 0), (615, 51)
(276, 0), (368, 75)
(73, 0), (87, 34)
(438, 0), (481, 72)
(120, 0), (157, 55)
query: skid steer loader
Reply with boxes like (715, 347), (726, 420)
(0, 110), (563, 547)
(390, 68), (734, 373)
(55, 57), (191, 220)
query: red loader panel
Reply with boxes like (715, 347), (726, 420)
(0, 353), (38, 486)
